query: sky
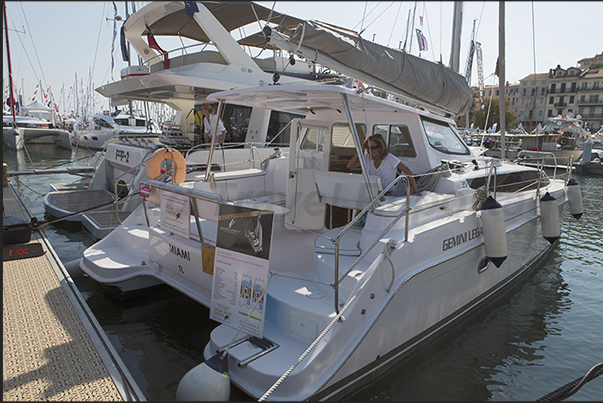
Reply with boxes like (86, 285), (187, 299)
(3, 1), (602, 115)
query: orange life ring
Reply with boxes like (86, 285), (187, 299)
(146, 148), (186, 184)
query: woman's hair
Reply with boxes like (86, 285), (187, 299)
(366, 134), (390, 158)
(200, 104), (215, 113)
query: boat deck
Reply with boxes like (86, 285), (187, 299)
(46, 189), (116, 213)
(3, 180), (145, 401)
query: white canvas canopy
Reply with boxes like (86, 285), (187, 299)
(267, 20), (473, 116)
(22, 100), (51, 113)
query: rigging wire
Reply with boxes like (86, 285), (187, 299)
(359, 2), (396, 38)
(386, 2), (403, 47)
(421, 1), (437, 62)
(17, 2), (48, 89)
(90, 2), (107, 103)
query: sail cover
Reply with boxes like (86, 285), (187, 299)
(269, 20), (473, 116)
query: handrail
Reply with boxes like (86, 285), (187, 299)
(331, 174), (411, 314)
(141, 42), (206, 69)
(516, 150), (558, 178)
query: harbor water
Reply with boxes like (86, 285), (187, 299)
(4, 144), (602, 401)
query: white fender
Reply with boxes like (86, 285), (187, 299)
(480, 196), (508, 268)
(540, 192), (560, 245)
(176, 353), (230, 401)
(566, 178), (583, 220)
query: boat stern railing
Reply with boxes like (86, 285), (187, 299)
(330, 174), (411, 314)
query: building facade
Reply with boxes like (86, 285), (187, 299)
(470, 52), (603, 132)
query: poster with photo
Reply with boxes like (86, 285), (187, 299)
(160, 191), (190, 238)
(209, 204), (274, 338)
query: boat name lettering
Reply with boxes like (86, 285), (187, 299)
(169, 244), (191, 261)
(442, 227), (482, 251)
(115, 149), (130, 163)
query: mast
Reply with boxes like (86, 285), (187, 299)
(4, 2), (17, 126)
(449, 1), (463, 73)
(498, 1), (506, 160)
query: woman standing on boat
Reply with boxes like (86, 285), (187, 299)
(347, 134), (422, 196)
(200, 104), (226, 145)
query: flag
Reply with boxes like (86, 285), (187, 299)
(184, 1), (199, 19)
(120, 24), (130, 62)
(144, 24), (169, 69)
(415, 29), (428, 52)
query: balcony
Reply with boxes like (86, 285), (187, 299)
(577, 99), (602, 106)
(579, 112), (603, 119)
(554, 102), (567, 107)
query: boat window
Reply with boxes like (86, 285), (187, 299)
(373, 124), (416, 158)
(94, 117), (113, 129)
(300, 126), (326, 152)
(113, 118), (128, 126)
(422, 117), (470, 155)
(266, 110), (303, 147)
(221, 104), (252, 143)
(135, 119), (146, 127)
(330, 122), (366, 172)
(468, 170), (550, 192)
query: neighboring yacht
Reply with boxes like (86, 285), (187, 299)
(3, 101), (70, 150)
(71, 110), (161, 150)
(95, 1), (339, 149)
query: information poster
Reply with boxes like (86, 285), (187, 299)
(160, 191), (190, 238)
(210, 204), (274, 338)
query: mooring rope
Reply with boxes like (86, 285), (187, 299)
(31, 189), (141, 230)
(537, 362), (603, 401)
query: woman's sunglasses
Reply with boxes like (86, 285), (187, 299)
(369, 145), (380, 150)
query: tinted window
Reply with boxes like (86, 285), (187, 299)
(422, 117), (469, 155)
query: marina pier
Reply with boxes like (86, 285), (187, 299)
(3, 173), (145, 401)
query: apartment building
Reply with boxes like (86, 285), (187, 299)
(577, 68), (603, 130)
(470, 53), (603, 132)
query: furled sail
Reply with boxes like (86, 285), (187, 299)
(268, 20), (473, 116)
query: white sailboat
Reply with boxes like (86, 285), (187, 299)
(76, 3), (586, 400)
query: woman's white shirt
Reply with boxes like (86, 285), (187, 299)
(363, 152), (401, 188)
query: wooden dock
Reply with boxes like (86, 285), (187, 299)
(3, 176), (146, 401)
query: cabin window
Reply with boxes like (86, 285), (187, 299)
(136, 119), (146, 127)
(468, 170), (550, 192)
(114, 118), (129, 125)
(266, 110), (303, 147)
(421, 117), (469, 155)
(94, 117), (113, 129)
(300, 126), (326, 152)
(372, 124), (416, 158)
(329, 122), (366, 172)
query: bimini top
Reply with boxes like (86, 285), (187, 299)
(267, 20), (473, 117)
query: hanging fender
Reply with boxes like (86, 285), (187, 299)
(540, 192), (560, 245)
(146, 147), (186, 184)
(479, 196), (508, 268)
(565, 178), (583, 220)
